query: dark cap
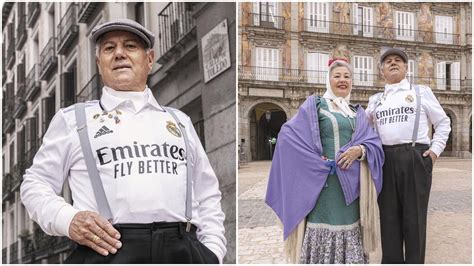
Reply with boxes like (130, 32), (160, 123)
(380, 48), (408, 64)
(91, 18), (155, 48)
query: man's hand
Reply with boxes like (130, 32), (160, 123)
(69, 211), (122, 256)
(337, 146), (363, 170)
(423, 150), (437, 164)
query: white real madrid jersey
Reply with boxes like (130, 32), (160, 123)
(20, 87), (227, 261)
(366, 79), (451, 156)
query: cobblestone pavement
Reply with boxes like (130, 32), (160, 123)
(238, 159), (472, 264)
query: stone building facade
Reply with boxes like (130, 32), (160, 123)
(2, 2), (236, 263)
(238, 2), (472, 162)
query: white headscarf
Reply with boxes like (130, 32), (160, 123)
(322, 59), (356, 118)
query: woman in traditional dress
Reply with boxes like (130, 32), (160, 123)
(265, 59), (384, 264)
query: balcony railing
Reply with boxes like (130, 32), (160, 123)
(301, 18), (461, 45)
(26, 141), (39, 166)
(27, 2), (41, 28)
(57, 4), (79, 54)
(33, 231), (55, 259)
(3, 84), (15, 134)
(25, 64), (41, 101)
(2, 173), (13, 201)
(39, 38), (58, 80)
(9, 241), (18, 264)
(21, 234), (35, 263)
(157, 2), (196, 60)
(77, 74), (102, 102)
(11, 161), (27, 192)
(78, 2), (101, 23)
(16, 14), (27, 50)
(3, 102), (15, 134)
(238, 65), (472, 93)
(52, 236), (75, 253)
(249, 13), (285, 29)
(13, 84), (27, 119)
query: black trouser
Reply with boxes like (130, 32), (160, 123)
(64, 222), (219, 264)
(378, 143), (433, 264)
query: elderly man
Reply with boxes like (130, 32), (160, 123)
(366, 48), (451, 264)
(20, 18), (226, 263)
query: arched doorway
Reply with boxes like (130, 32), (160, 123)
(249, 103), (287, 160)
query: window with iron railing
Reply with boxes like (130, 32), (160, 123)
(307, 52), (329, 84)
(39, 37), (57, 80)
(435, 15), (454, 44)
(3, 83), (15, 134)
(76, 73), (102, 103)
(251, 2), (284, 29)
(353, 55), (374, 86)
(57, 3), (79, 54)
(395, 11), (415, 41)
(2, 42), (6, 84)
(16, 3), (27, 50)
(254, 47), (280, 81)
(157, 2), (195, 59)
(6, 23), (15, 69)
(26, 116), (39, 166)
(25, 64), (40, 101)
(14, 62), (27, 119)
(305, 2), (330, 33)
(27, 2), (40, 28)
(78, 2), (100, 23)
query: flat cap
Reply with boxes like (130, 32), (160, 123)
(91, 18), (155, 48)
(380, 48), (408, 64)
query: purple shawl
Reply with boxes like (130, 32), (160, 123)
(265, 95), (384, 239)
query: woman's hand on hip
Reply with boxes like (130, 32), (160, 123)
(337, 146), (362, 170)
(69, 211), (122, 256)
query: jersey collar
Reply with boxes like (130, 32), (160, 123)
(384, 78), (410, 95)
(100, 86), (165, 112)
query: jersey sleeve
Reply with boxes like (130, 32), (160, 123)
(20, 109), (79, 237)
(184, 114), (227, 263)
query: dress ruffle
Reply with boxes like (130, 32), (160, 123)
(299, 221), (367, 264)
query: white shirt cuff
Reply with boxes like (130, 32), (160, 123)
(54, 205), (80, 237)
(430, 145), (443, 158)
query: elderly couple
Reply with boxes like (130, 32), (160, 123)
(266, 48), (451, 264)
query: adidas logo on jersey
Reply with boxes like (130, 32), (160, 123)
(94, 126), (114, 138)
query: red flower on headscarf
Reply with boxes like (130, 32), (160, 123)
(328, 58), (349, 67)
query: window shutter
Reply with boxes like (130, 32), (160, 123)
(436, 62), (446, 90)
(352, 3), (359, 35)
(253, 3), (260, 26)
(363, 7), (373, 37)
(450, 62), (460, 91)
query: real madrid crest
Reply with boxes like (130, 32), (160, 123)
(405, 94), (414, 103)
(166, 121), (182, 138)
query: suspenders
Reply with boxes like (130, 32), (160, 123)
(75, 103), (193, 231)
(373, 84), (421, 146)
(411, 85), (421, 147)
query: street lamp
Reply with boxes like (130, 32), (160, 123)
(265, 110), (272, 159)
